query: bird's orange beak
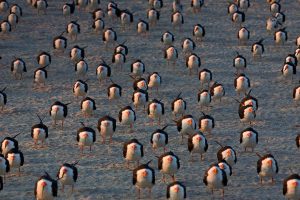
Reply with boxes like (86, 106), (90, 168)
(187, 119), (192, 125)
(126, 111), (130, 117)
(213, 167), (218, 175)
(246, 132), (252, 137)
(197, 136), (202, 141)
(83, 133), (88, 138)
(292, 181), (298, 187)
(219, 163), (224, 170)
(174, 186), (179, 193)
(142, 171), (148, 177)
(41, 181), (47, 187)
(267, 160), (272, 166)
(131, 144), (137, 150)
(167, 156), (173, 163)
(226, 150), (231, 156)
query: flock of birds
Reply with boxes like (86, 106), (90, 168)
(0, 0), (300, 199)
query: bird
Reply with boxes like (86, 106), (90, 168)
(256, 153), (279, 184)
(76, 122), (96, 154)
(198, 112), (215, 135)
(0, 154), (10, 181)
(7, 12), (18, 29)
(234, 73), (251, 96)
(281, 62), (296, 82)
(175, 115), (197, 144)
(216, 142), (237, 166)
(5, 148), (24, 176)
(166, 181), (187, 199)
(197, 89), (211, 109)
(0, 133), (21, 156)
(240, 127), (258, 152)
(123, 139), (144, 168)
(53, 32), (67, 52)
(147, 99), (164, 125)
(10, 4), (22, 17)
(120, 9), (134, 32)
(193, 24), (205, 43)
(0, 87), (7, 111)
(198, 68), (212, 89)
(70, 45), (86, 62)
(274, 27), (288, 45)
(10, 58), (26, 80)
(62, 0), (75, 18)
(34, 0), (48, 15)
(164, 46), (178, 66)
(293, 82), (300, 104)
(130, 60), (145, 78)
(181, 38), (196, 56)
(132, 160), (155, 199)
(161, 31), (175, 47)
(147, 72), (161, 93)
(203, 164), (227, 198)
(97, 115), (116, 144)
(31, 114), (48, 148)
(171, 11), (184, 31)
(147, 8), (160, 27)
(171, 92), (187, 118)
(237, 27), (250, 45)
(34, 172), (58, 200)
(49, 101), (70, 128)
(92, 17), (105, 33)
(57, 161), (79, 193)
(119, 106), (136, 132)
(80, 96), (96, 117)
(158, 151), (180, 182)
(188, 131), (208, 161)
(150, 125), (169, 153)
(251, 39), (265, 59)
(96, 60), (111, 84)
(112, 51), (126, 71)
(132, 89), (149, 110)
(37, 51), (51, 68)
(103, 28), (117, 48)
(107, 81), (122, 100)
(210, 82), (225, 102)
(67, 20), (80, 41)
(283, 173), (300, 200)
(233, 52), (247, 74)
(191, 0), (204, 13)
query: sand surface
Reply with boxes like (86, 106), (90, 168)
(0, 0), (300, 199)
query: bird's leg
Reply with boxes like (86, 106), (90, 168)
(271, 177), (275, 184)
(221, 189), (225, 198)
(148, 188), (152, 198)
(62, 184), (64, 192)
(109, 136), (113, 144)
(201, 153), (204, 161)
(72, 185), (74, 193)
(101, 135), (106, 144)
(181, 134), (184, 145)
(260, 177), (263, 185)
(162, 174), (166, 183)
(18, 167), (21, 176)
(171, 175), (176, 182)
(137, 188), (141, 199)
(61, 120), (64, 129)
